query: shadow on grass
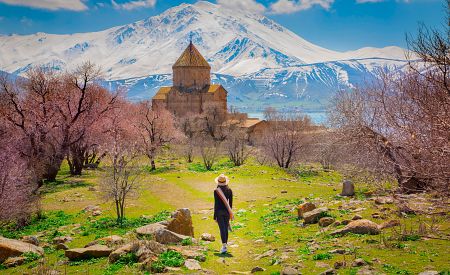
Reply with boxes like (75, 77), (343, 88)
(40, 180), (91, 194)
(142, 165), (175, 174)
(213, 252), (234, 258)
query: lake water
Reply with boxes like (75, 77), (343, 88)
(246, 112), (328, 125)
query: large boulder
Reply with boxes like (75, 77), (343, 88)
(303, 207), (328, 224)
(341, 180), (355, 196)
(65, 244), (112, 261)
(136, 222), (167, 237)
(3, 256), (25, 268)
(167, 208), (194, 237)
(331, 219), (380, 236)
(155, 229), (190, 244)
(0, 236), (44, 263)
(297, 202), (316, 219)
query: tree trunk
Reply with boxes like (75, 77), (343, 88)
(150, 158), (156, 171)
(44, 155), (64, 181)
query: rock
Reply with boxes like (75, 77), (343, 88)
(332, 221), (341, 227)
(92, 210), (102, 216)
(201, 233), (215, 242)
(281, 190), (288, 194)
(281, 266), (301, 275)
(398, 204), (416, 215)
(251, 266), (266, 273)
(83, 205), (100, 212)
(0, 236), (44, 262)
(319, 217), (335, 227)
(53, 236), (73, 245)
(340, 180), (354, 196)
(320, 269), (336, 275)
(303, 207), (328, 224)
(418, 271), (439, 275)
(331, 219), (380, 236)
(109, 240), (166, 263)
(88, 187), (96, 191)
(254, 249), (276, 260)
(155, 229), (190, 244)
(352, 214), (363, 220)
(352, 258), (367, 267)
(297, 202), (316, 218)
(169, 246), (205, 262)
(56, 243), (69, 250)
(136, 222), (167, 236)
(371, 213), (381, 219)
(184, 259), (201, 270)
(334, 261), (345, 269)
(21, 236), (39, 246)
(341, 220), (350, 225)
(3, 256), (26, 267)
(65, 244), (112, 260)
(374, 197), (393, 205)
(329, 249), (346, 254)
(166, 208), (194, 237)
(99, 235), (125, 246)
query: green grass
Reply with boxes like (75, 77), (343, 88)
(151, 250), (185, 272)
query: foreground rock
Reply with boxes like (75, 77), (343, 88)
(21, 236), (39, 246)
(331, 219), (380, 236)
(109, 240), (166, 263)
(155, 229), (190, 244)
(281, 266), (301, 275)
(53, 236), (73, 245)
(167, 208), (194, 237)
(65, 244), (112, 260)
(341, 180), (354, 196)
(3, 256), (25, 267)
(0, 236), (44, 262)
(201, 233), (215, 242)
(319, 217), (335, 227)
(303, 207), (328, 224)
(136, 222), (167, 237)
(184, 259), (201, 270)
(297, 202), (316, 219)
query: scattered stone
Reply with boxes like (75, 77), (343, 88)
(331, 219), (380, 236)
(99, 235), (125, 246)
(0, 236), (44, 262)
(319, 217), (335, 227)
(251, 266), (266, 273)
(334, 261), (345, 269)
(53, 236), (73, 245)
(332, 221), (341, 227)
(352, 258), (367, 267)
(65, 245), (112, 260)
(320, 269), (336, 275)
(83, 205), (100, 212)
(20, 236), (39, 246)
(352, 208), (366, 212)
(155, 229), (190, 244)
(88, 187), (96, 191)
(341, 220), (350, 225)
(3, 256), (25, 268)
(418, 271), (439, 275)
(329, 249), (346, 254)
(303, 207), (328, 224)
(340, 180), (354, 196)
(109, 240), (166, 263)
(136, 222), (167, 236)
(166, 208), (194, 237)
(379, 219), (401, 230)
(56, 243), (69, 250)
(254, 249), (276, 260)
(184, 259), (201, 270)
(92, 210), (102, 216)
(357, 266), (379, 275)
(374, 197), (393, 205)
(297, 202), (316, 219)
(352, 214), (363, 220)
(398, 204), (416, 215)
(281, 190), (288, 194)
(201, 233), (215, 242)
(281, 266), (300, 275)
(371, 213), (381, 219)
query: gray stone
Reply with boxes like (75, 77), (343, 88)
(418, 271), (439, 275)
(184, 259), (201, 270)
(136, 222), (167, 236)
(21, 236), (39, 246)
(352, 258), (367, 267)
(56, 243), (69, 250)
(320, 269), (336, 275)
(331, 219), (380, 236)
(65, 244), (112, 260)
(155, 229), (190, 244)
(341, 180), (354, 196)
(319, 217), (335, 227)
(3, 256), (26, 267)
(352, 214), (363, 220)
(0, 236), (44, 262)
(281, 266), (301, 275)
(251, 266), (265, 273)
(303, 207), (328, 224)
(201, 233), (215, 242)
(53, 236), (73, 245)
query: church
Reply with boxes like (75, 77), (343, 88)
(152, 41), (266, 142)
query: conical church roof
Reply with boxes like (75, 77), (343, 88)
(173, 42), (211, 68)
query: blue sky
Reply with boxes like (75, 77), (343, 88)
(0, 0), (446, 51)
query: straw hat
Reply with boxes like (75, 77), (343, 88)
(215, 174), (229, 186)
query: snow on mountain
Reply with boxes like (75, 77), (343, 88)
(0, 1), (408, 110)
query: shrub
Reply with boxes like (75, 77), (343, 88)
(313, 253), (332, 260)
(151, 250), (184, 272)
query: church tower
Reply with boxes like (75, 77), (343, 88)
(172, 41), (211, 90)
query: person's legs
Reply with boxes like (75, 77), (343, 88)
(217, 214), (229, 253)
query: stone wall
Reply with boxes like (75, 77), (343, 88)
(173, 67), (210, 90)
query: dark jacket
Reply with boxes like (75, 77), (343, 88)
(213, 185), (233, 220)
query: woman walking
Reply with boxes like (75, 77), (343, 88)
(213, 173), (233, 254)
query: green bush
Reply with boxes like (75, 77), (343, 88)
(151, 250), (184, 272)
(181, 238), (193, 246)
(313, 253), (332, 260)
(22, 252), (42, 263)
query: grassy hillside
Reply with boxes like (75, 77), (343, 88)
(1, 157), (449, 274)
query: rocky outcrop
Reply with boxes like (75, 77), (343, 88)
(341, 180), (354, 196)
(167, 208), (194, 237)
(319, 217), (335, 227)
(136, 222), (167, 237)
(303, 207), (328, 224)
(21, 236), (39, 246)
(3, 256), (25, 267)
(65, 244), (112, 260)
(379, 219), (401, 230)
(0, 236), (44, 263)
(109, 240), (166, 263)
(155, 229), (190, 244)
(184, 259), (201, 270)
(297, 202), (316, 219)
(331, 219), (380, 236)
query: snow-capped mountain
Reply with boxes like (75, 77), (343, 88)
(0, 1), (409, 110)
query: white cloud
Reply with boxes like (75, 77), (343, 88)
(270, 0), (334, 14)
(111, 0), (156, 10)
(0, 0), (88, 11)
(216, 0), (266, 14)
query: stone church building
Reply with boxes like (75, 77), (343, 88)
(152, 41), (266, 142)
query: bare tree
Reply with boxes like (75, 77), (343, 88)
(197, 137), (220, 171)
(225, 126), (252, 166)
(260, 109), (313, 168)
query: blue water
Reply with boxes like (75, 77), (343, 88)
(246, 112), (328, 125)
